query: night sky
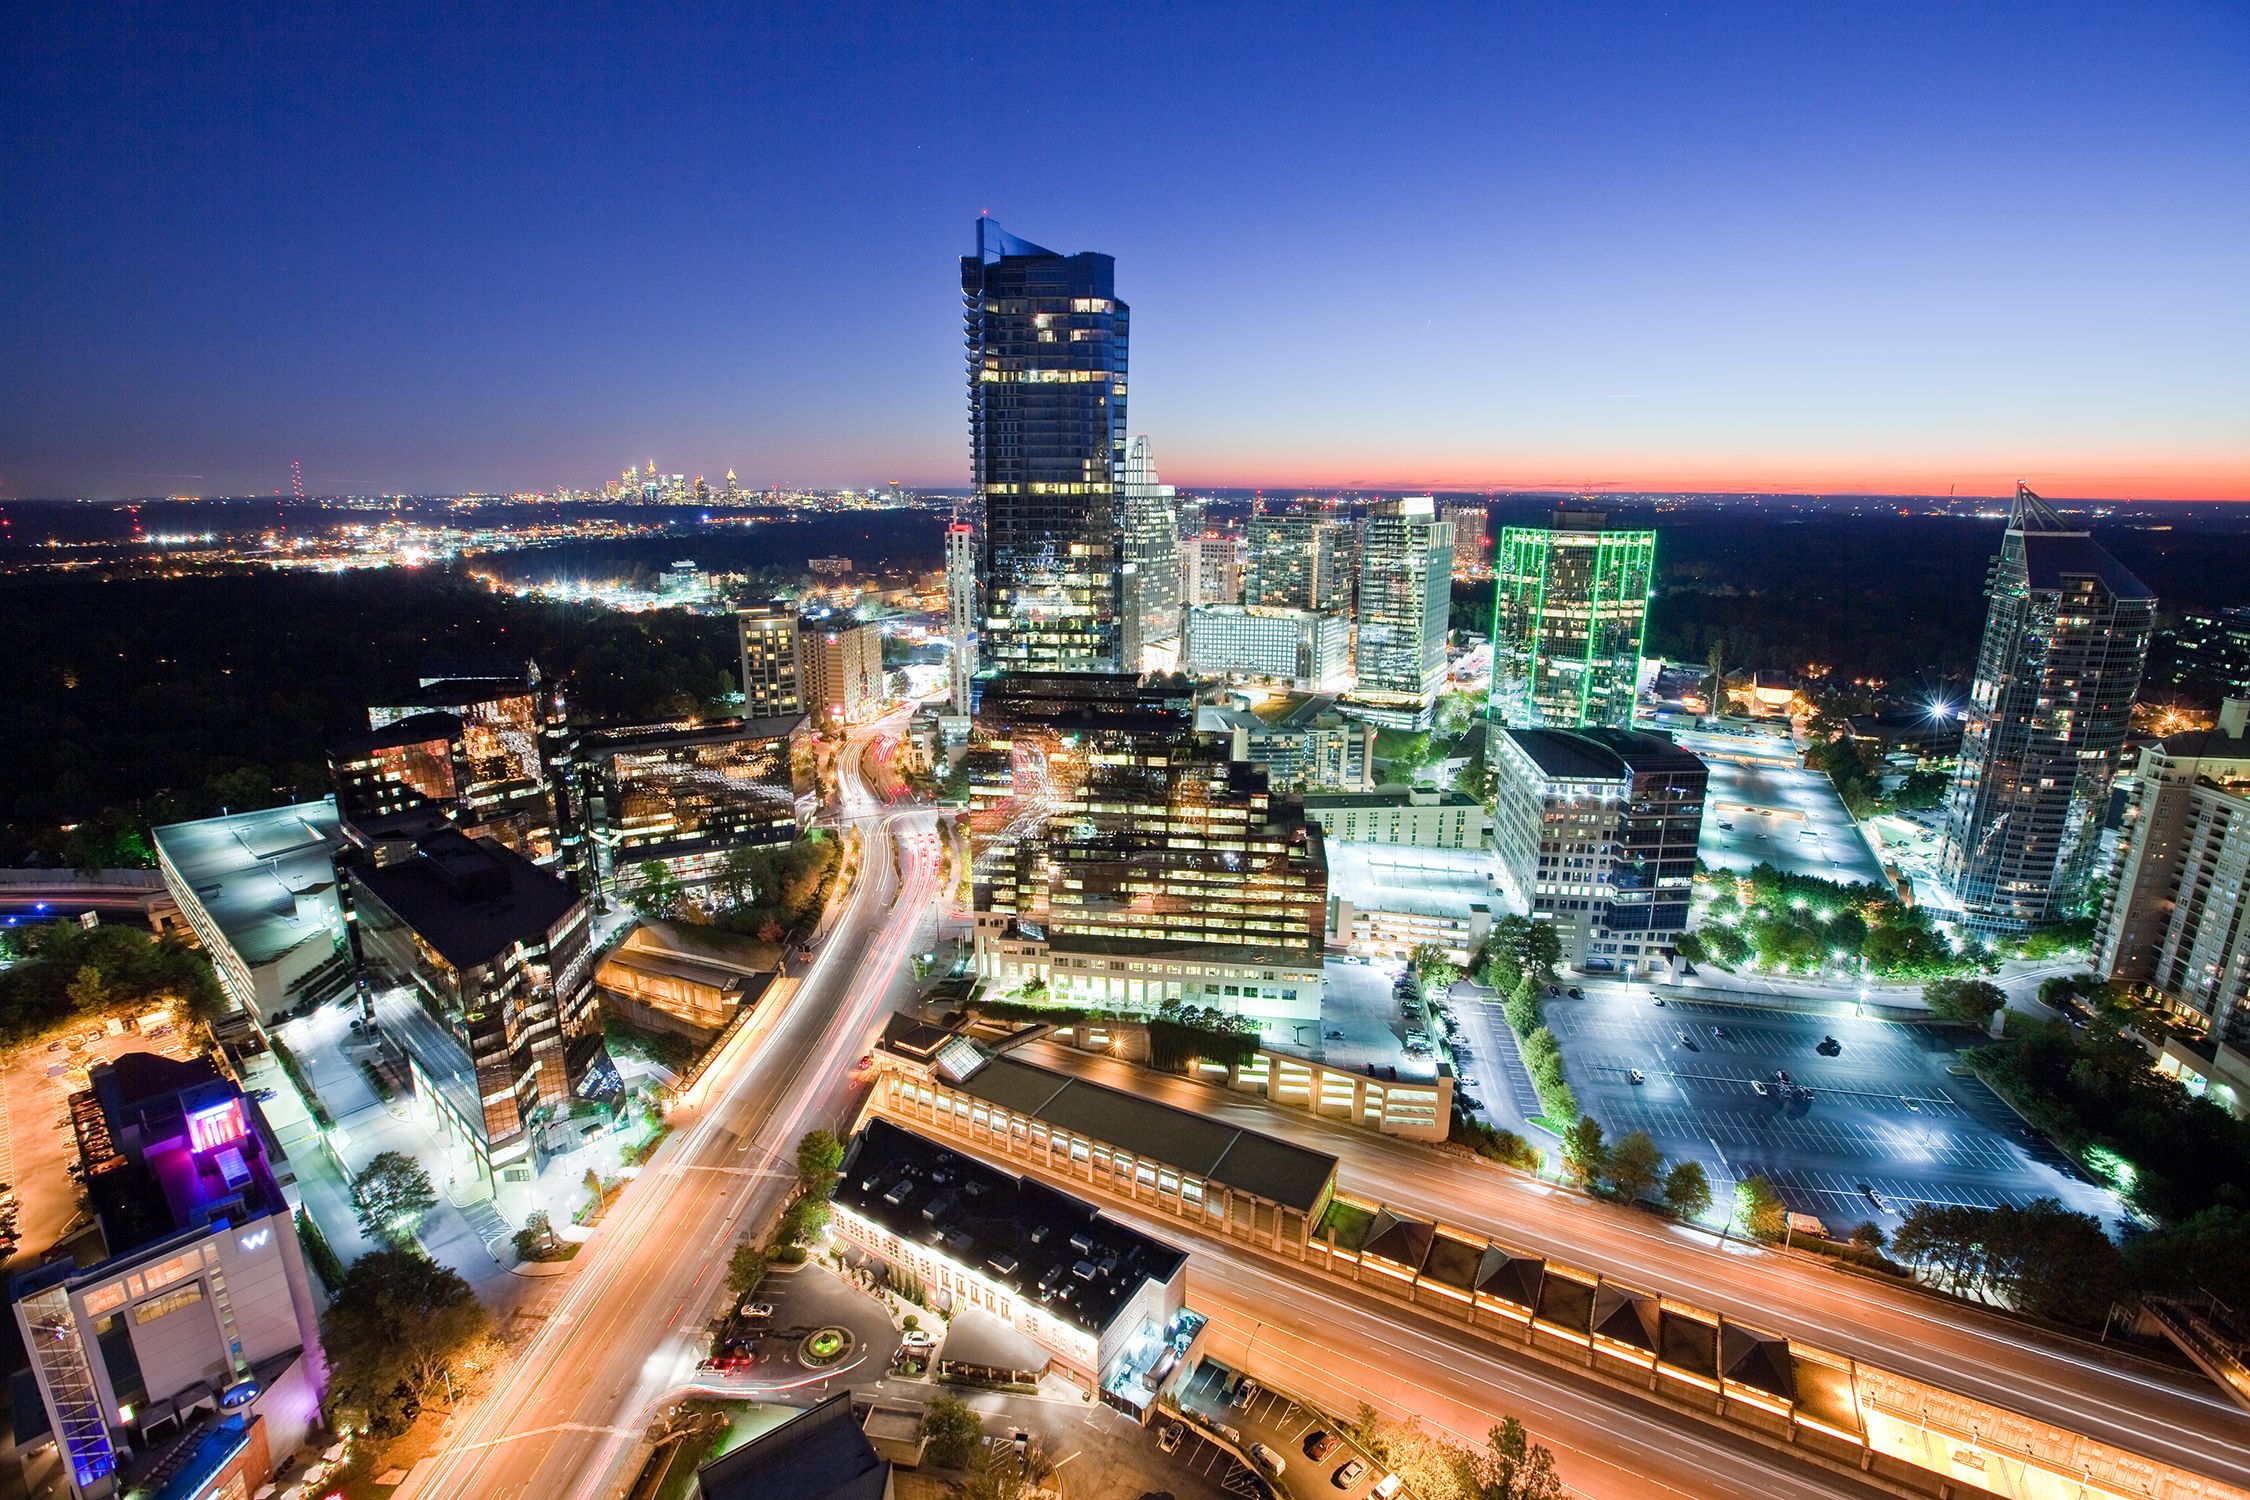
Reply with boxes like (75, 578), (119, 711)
(4, 2), (2244, 501)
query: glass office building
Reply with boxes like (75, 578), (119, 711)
(1117, 435), (1182, 673)
(1489, 511), (1656, 730)
(963, 220), (1130, 674)
(1942, 486), (2155, 931)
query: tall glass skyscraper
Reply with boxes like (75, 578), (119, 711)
(1489, 511), (1656, 730)
(1117, 435), (1182, 672)
(962, 219), (1130, 673)
(1350, 496), (1454, 729)
(1941, 485), (2155, 931)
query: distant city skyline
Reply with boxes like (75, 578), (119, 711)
(4, 6), (2244, 502)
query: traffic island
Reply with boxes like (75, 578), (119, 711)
(800, 1326), (854, 1367)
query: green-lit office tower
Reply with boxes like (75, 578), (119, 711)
(1489, 511), (1656, 730)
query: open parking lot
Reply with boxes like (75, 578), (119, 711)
(1669, 727), (1888, 887)
(1176, 1359), (1379, 1500)
(1541, 991), (2120, 1230)
(0, 1006), (195, 1265)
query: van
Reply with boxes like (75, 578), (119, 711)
(1250, 1444), (1287, 1477)
(1371, 1475), (1403, 1500)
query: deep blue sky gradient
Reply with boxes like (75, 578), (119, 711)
(4, 1), (2245, 499)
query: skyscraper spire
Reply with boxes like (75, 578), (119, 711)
(2009, 481), (2076, 534)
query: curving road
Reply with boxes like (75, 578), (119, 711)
(396, 717), (939, 1500)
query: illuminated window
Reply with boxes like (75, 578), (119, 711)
(133, 1283), (205, 1325)
(187, 1100), (245, 1152)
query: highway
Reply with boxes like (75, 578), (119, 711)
(396, 715), (938, 1500)
(1016, 1039), (2250, 1493)
(923, 1135), (1901, 1500)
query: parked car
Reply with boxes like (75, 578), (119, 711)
(1651, 995), (1666, 1007)
(739, 1300), (774, 1322)
(1305, 1431), (1341, 1461)
(1158, 1423), (1183, 1455)
(1230, 1378), (1260, 1410)
(1752, 1080), (1770, 1096)
(1628, 1069), (1645, 1085)
(1334, 1461), (1368, 1488)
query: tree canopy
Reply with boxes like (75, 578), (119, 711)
(352, 1151), (438, 1248)
(320, 1248), (490, 1433)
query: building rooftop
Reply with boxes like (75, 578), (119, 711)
(152, 800), (346, 967)
(575, 713), (804, 755)
(2021, 530), (2154, 600)
(348, 829), (581, 971)
(371, 676), (535, 713)
(836, 1119), (1185, 1337)
(694, 1391), (890, 1500)
(1302, 785), (1481, 812)
(1324, 843), (1503, 919)
(328, 711), (463, 760)
(1501, 726), (1705, 781)
(952, 1055), (1338, 1213)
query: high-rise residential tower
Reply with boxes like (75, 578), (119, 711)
(945, 520), (978, 714)
(1443, 501), (1490, 580)
(1941, 485), (2156, 931)
(1184, 533), (1243, 606)
(1349, 497), (1454, 729)
(962, 219), (1129, 673)
(2094, 704), (2250, 1075)
(1246, 509), (1351, 613)
(737, 601), (804, 719)
(1117, 435), (1182, 673)
(1489, 510), (1656, 730)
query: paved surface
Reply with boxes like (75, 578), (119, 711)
(931, 1109), (1900, 1500)
(1542, 990), (2121, 1226)
(1176, 1358), (1378, 1500)
(1011, 1042), (2250, 1493)
(1669, 726), (1887, 887)
(1444, 982), (1542, 1131)
(1284, 957), (1431, 1080)
(0, 1010), (196, 1268)
(396, 715), (944, 1500)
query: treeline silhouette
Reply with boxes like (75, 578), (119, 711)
(1, 570), (738, 865)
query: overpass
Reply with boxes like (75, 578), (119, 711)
(0, 867), (167, 918)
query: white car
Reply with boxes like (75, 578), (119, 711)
(1251, 1444), (1287, 1477)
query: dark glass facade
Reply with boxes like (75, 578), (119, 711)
(963, 220), (1130, 674)
(967, 674), (1328, 974)
(1942, 487), (2155, 931)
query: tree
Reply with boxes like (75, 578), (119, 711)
(726, 1240), (769, 1300)
(1662, 1160), (1712, 1222)
(65, 963), (110, 1014)
(780, 1195), (831, 1246)
(1924, 977), (2006, 1027)
(920, 1393), (984, 1468)
(353, 1151), (437, 1247)
(795, 1128), (844, 1195)
(1410, 943), (1461, 990)
(631, 861), (687, 920)
(1734, 1175), (1788, 1240)
(1891, 768), (1949, 811)
(320, 1249), (490, 1433)
(1703, 640), (1726, 719)
(1605, 1130), (1665, 1205)
(1849, 1221), (1887, 1250)
(1468, 1417), (1566, 1500)
(1490, 915), (1562, 983)
(1501, 976), (1542, 1038)
(1560, 1115), (1607, 1186)
(511, 1210), (556, 1261)
(716, 845), (758, 909)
